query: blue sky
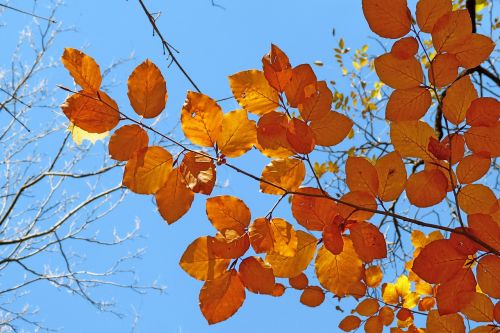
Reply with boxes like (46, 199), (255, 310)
(1, 0), (478, 332)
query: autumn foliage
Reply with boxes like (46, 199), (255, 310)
(59, 0), (499, 332)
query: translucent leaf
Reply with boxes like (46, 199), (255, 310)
(365, 265), (383, 288)
(412, 239), (467, 284)
(428, 53), (459, 88)
(350, 221), (387, 263)
(374, 53), (423, 89)
(477, 255), (500, 299)
(436, 268), (476, 315)
(390, 121), (437, 161)
(284, 64), (317, 107)
(315, 237), (363, 297)
(426, 310), (465, 333)
(416, 0), (452, 33)
(466, 97), (500, 127)
(248, 217), (298, 256)
(127, 59), (167, 118)
(199, 269), (245, 324)
(406, 169), (448, 208)
(179, 236), (230, 281)
(122, 146), (172, 194)
(355, 299), (380, 317)
(375, 151), (407, 201)
(346, 156), (379, 196)
(286, 118), (316, 154)
(61, 90), (120, 134)
(339, 315), (362, 332)
(262, 44), (292, 92)
(181, 91), (223, 147)
(456, 153), (490, 184)
(291, 187), (338, 231)
(442, 75), (477, 125)
(256, 111), (294, 158)
(362, 0), (411, 38)
(61, 48), (102, 91)
(457, 184), (498, 215)
(298, 81), (332, 122)
(108, 124), (148, 161)
(391, 37), (419, 60)
(432, 10), (472, 52)
(229, 70), (279, 115)
(386, 88), (432, 121)
(289, 273), (308, 290)
(217, 109), (257, 158)
(238, 256), (275, 295)
(300, 286), (325, 307)
(310, 111), (353, 147)
(448, 33), (495, 69)
(155, 168), (194, 224)
(460, 292), (494, 322)
(260, 158), (305, 195)
(266, 231), (317, 278)
(179, 152), (216, 195)
(206, 195), (251, 235)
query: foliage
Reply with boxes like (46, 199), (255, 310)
(58, 0), (499, 331)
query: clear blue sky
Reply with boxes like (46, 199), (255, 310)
(1, 0), (421, 332)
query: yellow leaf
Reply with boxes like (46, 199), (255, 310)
(181, 91), (223, 147)
(217, 110), (257, 158)
(68, 122), (108, 146)
(179, 236), (230, 281)
(260, 158), (306, 195)
(229, 70), (279, 115)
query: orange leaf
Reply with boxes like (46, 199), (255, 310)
(217, 109), (257, 158)
(390, 121), (437, 161)
(405, 169), (448, 208)
(374, 53), (423, 89)
(179, 152), (216, 195)
(61, 90), (120, 134)
(428, 53), (459, 88)
(391, 37), (419, 60)
(442, 75), (477, 125)
(428, 137), (451, 161)
(416, 0), (452, 33)
(289, 272), (308, 290)
(181, 91), (223, 147)
(397, 308), (413, 321)
(248, 217), (298, 256)
(310, 111), (353, 146)
(179, 236), (230, 281)
(323, 218), (344, 255)
(284, 64), (317, 107)
(350, 221), (387, 263)
(412, 239), (467, 284)
(456, 153), (490, 184)
(61, 48), (102, 91)
(339, 315), (362, 332)
(457, 184), (498, 215)
(298, 81), (332, 122)
(449, 227), (480, 255)
(365, 265), (383, 288)
(238, 256), (275, 295)
(426, 310), (465, 333)
(386, 88), (432, 121)
(362, 0), (411, 39)
(199, 269), (245, 324)
(108, 124), (148, 161)
(315, 237), (363, 297)
(442, 134), (465, 165)
(206, 196), (250, 235)
(460, 292), (494, 322)
(468, 214), (500, 252)
(466, 97), (500, 127)
(260, 157), (305, 195)
(432, 9), (472, 52)
(122, 146), (172, 194)
(210, 231), (250, 259)
(256, 111), (294, 158)
(229, 69), (279, 115)
(494, 302), (500, 323)
(346, 156), (379, 196)
(271, 283), (285, 297)
(155, 168), (194, 224)
(266, 230), (317, 278)
(355, 299), (380, 317)
(300, 286), (325, 307)
(375, 151), (407, 201)
(364, 315), (383, 333)
(291, 187), (338, 231)
(449, 34), (495, 69)
(477, 255), (500, 299)
(286, 118), (316, 154)
(379, 306), (395, 326)
(127, 59), (167, 118)
(338, 191), (377, 221)
(464, 123), (500, 157)
(436, 268), (476, 315)
(418, 297), (436, 311)
(262, 44), (292, 92)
